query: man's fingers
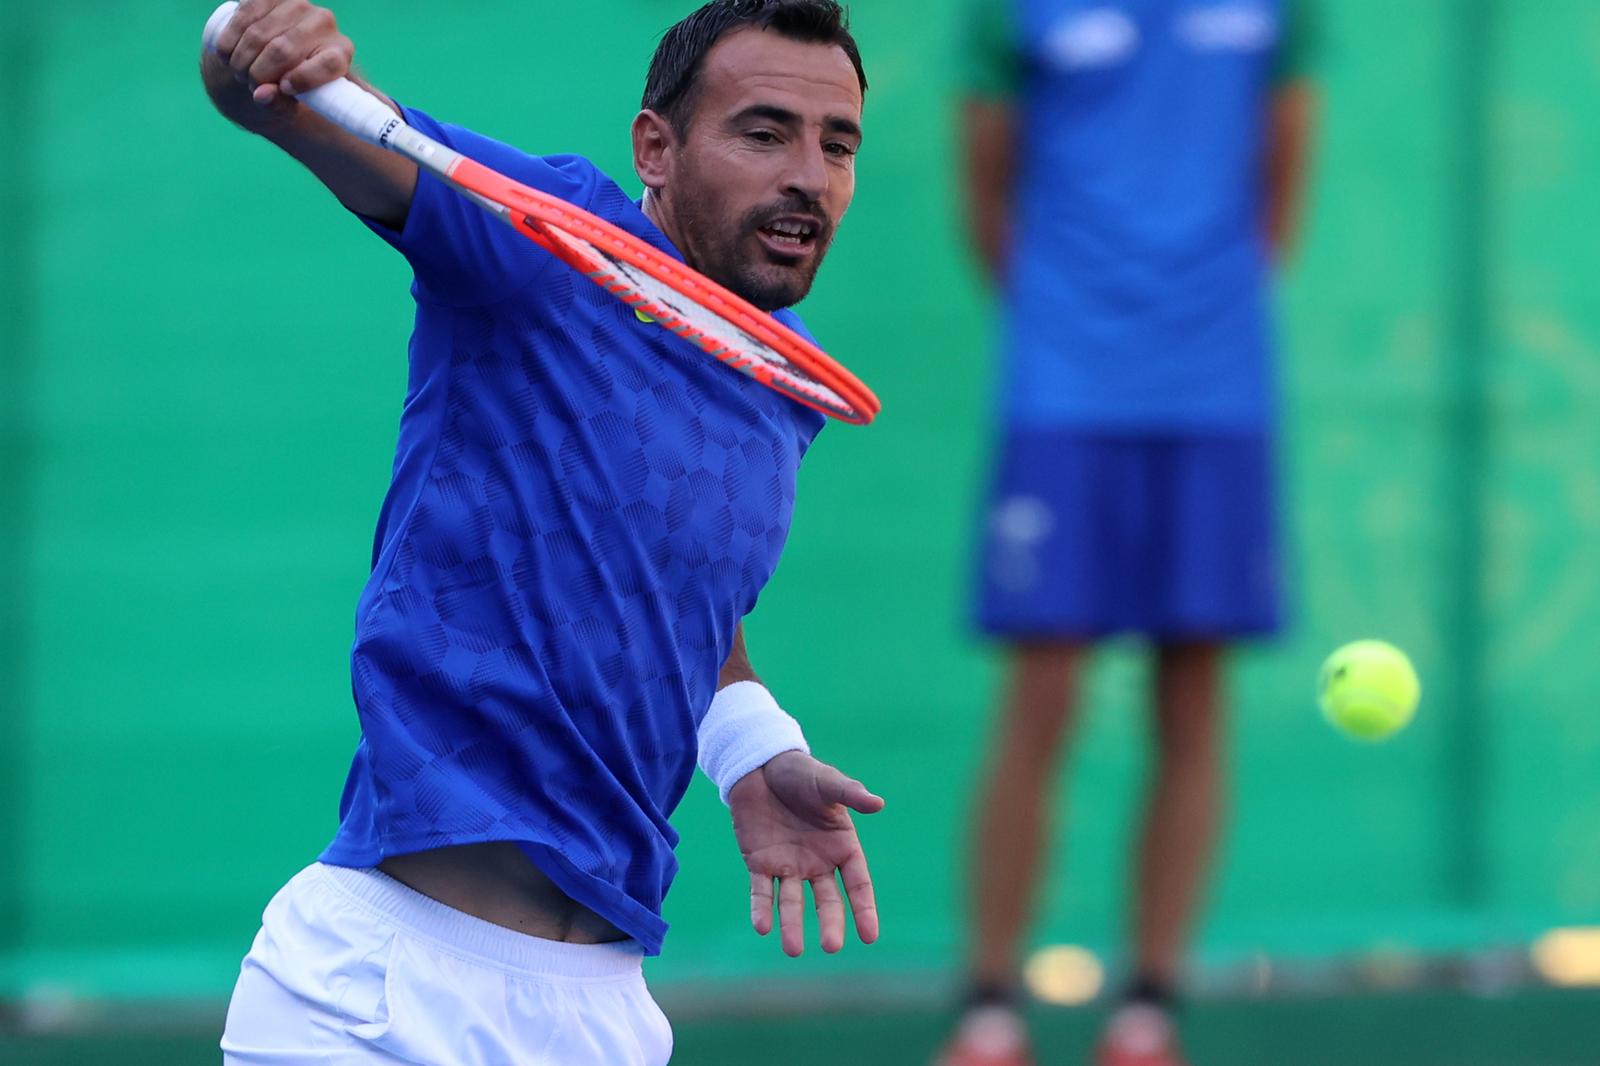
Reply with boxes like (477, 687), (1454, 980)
(749, 873), (774, 936)
(229, 0), (307, 77)
(811, 875), (847, 954)
(215, 0), (273, 58)
(279, 41), (353, 95)
(247, 24), (308, 91)
(246, 13), (328, 91)
(841, 851), (879, 945)
(778, 876), (805, 957)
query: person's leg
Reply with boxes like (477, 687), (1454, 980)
(1097, 431), (1275, 1066)
(937, 642), (1086, 1065)
(1095, 642), (1225, 1066)
(948, 431), (1128, 1065)
(1129, 640), (1226, 996)
(966, 640), (1087, 992)
(1122, 432), (1274, 1002)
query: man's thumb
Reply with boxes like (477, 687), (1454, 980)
(824, 769), (885, 815)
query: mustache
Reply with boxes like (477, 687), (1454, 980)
(742, 196), (834, 242)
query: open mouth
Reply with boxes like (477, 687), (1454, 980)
(757, 216), (821, 257)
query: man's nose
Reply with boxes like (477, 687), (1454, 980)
(781, 140), (830, 205)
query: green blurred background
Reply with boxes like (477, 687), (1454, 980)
(3, 0), (1599, 1061)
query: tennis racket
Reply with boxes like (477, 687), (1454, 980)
(203, 2), (880, 425)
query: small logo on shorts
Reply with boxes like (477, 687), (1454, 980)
(989, 495), (1054, 593)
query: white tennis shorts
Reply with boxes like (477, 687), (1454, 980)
(221, 863), (673, 1065)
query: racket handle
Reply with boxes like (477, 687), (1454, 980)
(201, 2), (239, 55)
(203, 1), (402, 147)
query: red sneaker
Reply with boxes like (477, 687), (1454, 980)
(1094, 1004), (1189, 1066)
(932, 1005), (1035, 1066)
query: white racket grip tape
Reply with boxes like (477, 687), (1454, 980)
(204, 2), (403, 147)
(298, 78), (404, 147)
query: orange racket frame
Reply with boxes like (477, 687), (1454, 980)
(449, 158), (881, 424)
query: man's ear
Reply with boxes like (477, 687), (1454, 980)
(632, 109), (675, 192)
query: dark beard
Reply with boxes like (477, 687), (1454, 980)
(682, 196), (834, 311)
(731, 260), (817, 312)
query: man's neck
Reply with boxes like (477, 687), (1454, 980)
(640, 191), (683, 257)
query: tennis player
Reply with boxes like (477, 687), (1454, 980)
(938, 3), (1317, 1065)
(201, 2), (877, 1062)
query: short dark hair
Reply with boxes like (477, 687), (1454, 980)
(642, 1), (868, 134)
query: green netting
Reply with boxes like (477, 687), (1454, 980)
(3, 0), (1598, 999)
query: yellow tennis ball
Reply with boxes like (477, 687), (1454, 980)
(1317, 640), (1421, 741)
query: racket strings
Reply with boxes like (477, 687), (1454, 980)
(591, 242), (853, 411)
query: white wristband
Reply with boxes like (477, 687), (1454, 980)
(697, 681), (809, 805)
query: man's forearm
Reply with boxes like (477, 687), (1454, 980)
(718, 624), (761, 689)
(1264, 80), (1317, 258)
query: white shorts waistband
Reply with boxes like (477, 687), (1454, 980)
(310, 863), (645, 980)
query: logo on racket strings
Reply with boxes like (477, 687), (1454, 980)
(588, 269), (733, 358)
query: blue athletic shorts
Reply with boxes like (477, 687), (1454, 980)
(973, 431), (1282, 639)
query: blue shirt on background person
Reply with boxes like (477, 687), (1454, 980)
(967, 0), (1315, 433)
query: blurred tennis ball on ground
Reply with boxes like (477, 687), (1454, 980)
(1317, 640), (1421, 741)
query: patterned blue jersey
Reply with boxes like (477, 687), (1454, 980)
(318, 107), (827, 954)
(964, 0), (1315, 432)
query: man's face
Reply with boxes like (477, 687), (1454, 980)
(657, 29), (863, 311)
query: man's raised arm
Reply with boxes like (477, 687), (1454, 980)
(200, 0), (415, 230)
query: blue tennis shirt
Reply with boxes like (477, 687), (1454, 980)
(964, 0), (1314, 432)
(318, 107), (827, 954)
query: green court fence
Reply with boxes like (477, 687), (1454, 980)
(2, 0), (1598, 1003)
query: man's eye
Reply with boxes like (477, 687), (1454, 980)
(826, 142), (858, 157)
(746, 130), (779, 144)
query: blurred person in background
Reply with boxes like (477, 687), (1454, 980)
(937, 3), (1317, 1065)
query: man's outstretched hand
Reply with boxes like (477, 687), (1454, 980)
(729, 750), (884, 957)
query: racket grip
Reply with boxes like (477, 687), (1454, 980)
(297, 79), (403, 146)
(201, 2), (239, 55)
(203, 1), (402, 147)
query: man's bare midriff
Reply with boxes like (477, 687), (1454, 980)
(379, 842), (629, 944)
